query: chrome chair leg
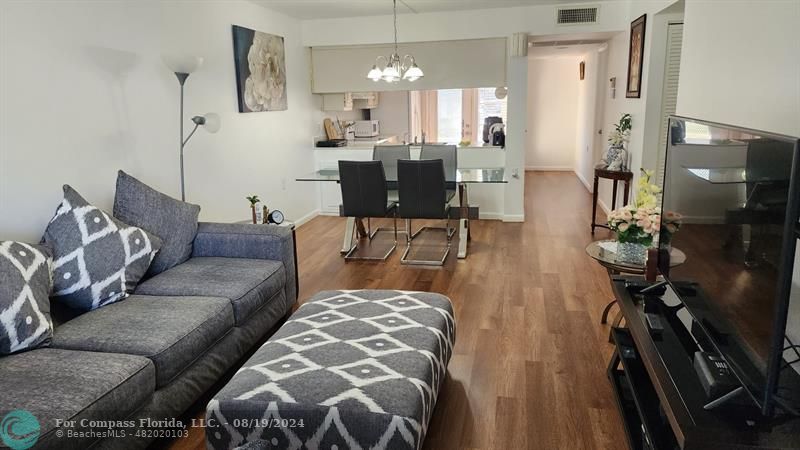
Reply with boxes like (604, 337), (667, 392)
(344, 216), (397, 261)
(400, 217), (451, 266)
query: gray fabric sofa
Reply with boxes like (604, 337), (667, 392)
(0, 223), (297, 450)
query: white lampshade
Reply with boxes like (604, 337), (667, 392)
(367, 65), (383, 81)
(202, 113), (221, 134)
(162, 54), (204, 74)
(382, 65), (400, 83)
(402, 64), (424, 81)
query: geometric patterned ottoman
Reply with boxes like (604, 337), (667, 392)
(205, 290), (456, 450)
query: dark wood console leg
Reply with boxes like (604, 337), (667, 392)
(611, 180), (618, 210)
(623, 179), (630, 206)
(591, 175), (600, 234)
(601, 299), (617, 324)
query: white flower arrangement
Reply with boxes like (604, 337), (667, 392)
(607, 169), (662, 246)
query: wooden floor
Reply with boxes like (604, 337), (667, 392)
(168, 171), (625, 450)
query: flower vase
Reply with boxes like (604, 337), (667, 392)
(606, 145), (627, 171)
(617, 241), (647, 265)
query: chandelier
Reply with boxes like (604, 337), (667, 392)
(366, 0), (424, 83)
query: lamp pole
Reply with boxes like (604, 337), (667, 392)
(175, 72), (189, 202)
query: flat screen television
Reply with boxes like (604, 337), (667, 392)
(659, 116), (800, 416)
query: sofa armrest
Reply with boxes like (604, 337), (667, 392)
(192, 222), (298, 303)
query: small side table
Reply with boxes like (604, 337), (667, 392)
(591, 168), (633, 234)
(585, 240), (686, 337)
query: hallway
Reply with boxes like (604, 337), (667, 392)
(293, 171), (623, 449)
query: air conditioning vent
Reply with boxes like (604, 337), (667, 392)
(557, 7), (598, 25)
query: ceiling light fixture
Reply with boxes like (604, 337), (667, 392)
(366, 0), (423, 83)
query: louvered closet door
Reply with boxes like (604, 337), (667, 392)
(656, 23), (684, 187)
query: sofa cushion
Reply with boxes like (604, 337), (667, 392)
(52, 295), (234, 387)
(0, 242), (54, 355)
(0, 348), (154, 450)
(113, 170), (201, 277)
(43, 185), (162, 312)
(135, 257), (286, 326)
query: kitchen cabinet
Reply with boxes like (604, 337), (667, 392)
(352, 92), (379, 109)
(321, 93), (353, 111)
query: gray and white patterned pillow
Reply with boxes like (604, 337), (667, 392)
(0, 242), (54, 355)
(42, 185), (163, 312)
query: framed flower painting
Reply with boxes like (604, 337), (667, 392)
(232, 25), (288, 112)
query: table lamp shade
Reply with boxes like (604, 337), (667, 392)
(202, 113), (221, 134)
(162, 54), (204, 74)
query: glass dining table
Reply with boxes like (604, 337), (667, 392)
(296, 167), (508, 259)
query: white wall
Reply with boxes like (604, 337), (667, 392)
(0, 0), (320, 242)
(675, 0), (800, 376)
(301, 2), (632, 46)
(526, 56), (581, 171)
(591, 1), (682, 213)
(371, 91), (410, 139)
(596, 30), (642, 211)
(677, 0), (800, 136)
(575, 48), (608, 190)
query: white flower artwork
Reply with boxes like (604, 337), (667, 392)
(232, 25), (288, 112)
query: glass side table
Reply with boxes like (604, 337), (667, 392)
(586, 240), (686, 327)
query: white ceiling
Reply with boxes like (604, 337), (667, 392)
(255, 0), (592, 20)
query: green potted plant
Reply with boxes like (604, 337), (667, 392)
(246, 195), (260, 224)
(598, 113), (632, 171)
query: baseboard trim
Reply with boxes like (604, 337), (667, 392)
(575, 170), (593, 193)
(597, 199), (611, 215)
(502, 214), (525, 223)
(478, 212), (504, 220)
(293, 209), (320, 228)
(525, 166), (574, 172)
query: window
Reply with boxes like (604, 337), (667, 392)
(409, 88), (507, 146)
(476, 87), (508, 137)
(437, 90), (462, 145)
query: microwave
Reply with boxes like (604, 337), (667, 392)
(353, 120), (380, 138)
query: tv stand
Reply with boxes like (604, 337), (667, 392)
(608, 277), (800, 449)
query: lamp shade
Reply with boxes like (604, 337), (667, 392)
(201, 113), (221, 134)
(367, 65), (382, 81)
(402, 64), (424, 81)
(162, 54), (204, 74)
(382, 65), (400, 83)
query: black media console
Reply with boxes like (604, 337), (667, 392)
(608, 277), (800, 450)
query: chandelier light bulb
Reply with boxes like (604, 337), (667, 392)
(365, 0), (423, 84)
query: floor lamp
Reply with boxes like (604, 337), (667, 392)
(162, 55), (221, 201)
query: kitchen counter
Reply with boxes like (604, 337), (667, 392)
(311, 145), (506, 218)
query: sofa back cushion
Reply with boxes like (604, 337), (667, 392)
(113, 170), (200, 276)
(43, 185), (162, 312)
(0, 241), (54, 355)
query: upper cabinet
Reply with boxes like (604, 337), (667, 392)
(320, 92), (379, 111)
(352, 92), (379, 109)
(310, 38), (507, 93)
(321, 92), (353, 111)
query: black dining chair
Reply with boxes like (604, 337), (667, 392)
(397, 159), (453, 265)
(338, 160), (398, 260)
(372, 144), (410, 195)
(420, 144), (458, 202)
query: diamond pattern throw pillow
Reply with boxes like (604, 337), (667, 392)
(0, 242), (54, 355)
(42, 185), (163, 312)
